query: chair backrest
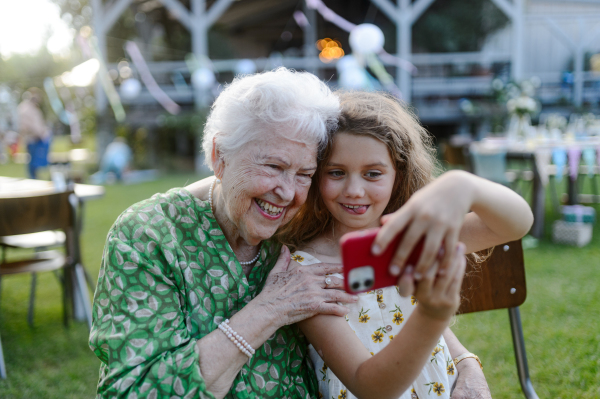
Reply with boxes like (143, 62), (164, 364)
(0, 191), (75, 236)
(458, 239), (527, 314)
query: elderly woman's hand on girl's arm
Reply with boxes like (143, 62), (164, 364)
(91, 228), (357, 399)
(196, 246), (357, 398)
(373, 170), (533, 288)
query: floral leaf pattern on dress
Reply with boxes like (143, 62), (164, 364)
(358, 307), (370, 323)
(390, 305), (404, 325)
(90, 188), (318, 398)
(371, 327), (387, 343)
(446, 358), (455, 376)
(425, 382), (445, 396)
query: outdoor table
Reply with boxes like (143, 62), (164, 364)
(0, 177), (105, 322)
(480, 138), (600, 238)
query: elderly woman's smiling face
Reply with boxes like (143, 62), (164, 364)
(215, 131), (318, 246)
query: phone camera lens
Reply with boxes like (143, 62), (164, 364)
(351, 282), (360, 291)
(364, 279), (373, 288)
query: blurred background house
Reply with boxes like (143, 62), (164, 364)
(2, 0), (600, 172)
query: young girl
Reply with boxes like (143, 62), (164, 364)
(278, 91), (533, 399)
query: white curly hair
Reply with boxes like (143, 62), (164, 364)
(202, 68), (340, 169)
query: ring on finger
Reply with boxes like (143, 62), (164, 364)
(324, 277), (332, 287)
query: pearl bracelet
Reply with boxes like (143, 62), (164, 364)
(217, 319), (255, 358)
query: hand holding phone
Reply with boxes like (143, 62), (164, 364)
(340, 227), (424, 294)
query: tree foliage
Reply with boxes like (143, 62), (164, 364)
(413, 0), (509, 53)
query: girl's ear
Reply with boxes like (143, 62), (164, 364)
(211, 137), (225, 180)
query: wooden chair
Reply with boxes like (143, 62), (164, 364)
(0, 191), (93, 379)
(458, 239), (539, 399)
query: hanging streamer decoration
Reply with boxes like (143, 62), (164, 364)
(306, 0), (357, 32)
(43, 77), (70, 125)
(125, 41), (181, 115)
(87, 37), (126, 122)
(293, 11), (310, 29)
(552, 147), (567, 182)
(568, 146), (582, 181)
(303, 0), (415, 98)
(582, 147), (596, 178)
(57, 87), (82, 144)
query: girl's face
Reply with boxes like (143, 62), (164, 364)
(319, 132), (396, 236)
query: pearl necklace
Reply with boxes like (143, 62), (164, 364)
(208, 177), (261, 266)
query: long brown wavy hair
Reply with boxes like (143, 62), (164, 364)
(278, 90), (440, 252)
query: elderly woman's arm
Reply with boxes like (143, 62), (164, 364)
(443, 328), (492, 398)
(91, 225), (355, 399)
(194, 245), (354, 397)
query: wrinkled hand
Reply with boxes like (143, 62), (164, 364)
(413, 243), (466, 321)
(451, 360), (492, 399)
(373, 171), (473, 291)
(255, 246), (358, 326)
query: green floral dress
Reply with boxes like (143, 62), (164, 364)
(89, 188), (318, 398)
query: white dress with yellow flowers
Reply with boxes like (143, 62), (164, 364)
(292, 251), (457, 399)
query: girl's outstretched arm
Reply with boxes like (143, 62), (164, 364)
(457, 172), (533, 253)
(298, 244), (467, 399)
(373, 170), (533, 280)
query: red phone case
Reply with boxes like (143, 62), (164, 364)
(340, 227), (424, 294)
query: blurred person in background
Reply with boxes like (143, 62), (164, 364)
(17, 87), (51, 178)
(92, 136), (133, 184)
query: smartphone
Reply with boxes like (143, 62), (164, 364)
(340, 227), (424, 294)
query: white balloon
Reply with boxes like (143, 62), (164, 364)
(0, 88), (11, 104)
(192, 68), (216, 90)
(339, 67), (369, 90)
(336, 55), (362, 73)
(349, 23), (385, 54)
(119, 78), (142, 100)
(235, 59), (257, 75)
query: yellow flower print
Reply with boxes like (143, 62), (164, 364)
(425, 382), (445, 396)
(371, 330), (383, 344)
(411, 296), (418, 305)
(410, 388), (419, 399)
(446, 359), (455, 376)
(376, 294), (383, 303)
(372, 327), (387, 343)
(366, 290), (375, 294)
(393, 312), (404, 325)
(430, 346), (442, 365)
(318, 391), (323, 399)
(319, 363), (328, 381)
(389, 335), (394, 341)
(390, 305), (404, 325)
(433, 382), (445, 396)
(370, 352), (374, 356)
(290, 254), (304, 262)
(338, 388), (347, 399)
(372, 330), (384, 343)
(358, 307), (370, 323)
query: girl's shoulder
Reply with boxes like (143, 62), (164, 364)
(290, 250), (322, 265)
(291, 249), (343, 279)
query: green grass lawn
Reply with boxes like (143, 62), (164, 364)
(0, 161), (599, 398)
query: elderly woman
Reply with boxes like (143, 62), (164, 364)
(90, 68), (491, 399)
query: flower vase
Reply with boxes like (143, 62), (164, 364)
(508, 114), (531, 143)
